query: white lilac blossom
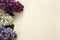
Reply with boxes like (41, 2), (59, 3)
(0, 10), (13, 25)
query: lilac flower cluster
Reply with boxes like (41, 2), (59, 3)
(0, 0), (24, 40)
(0, 23), (17, 40)
(0, 0), (24, 16)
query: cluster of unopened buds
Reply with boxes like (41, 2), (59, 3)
(0, 0), (24, 40)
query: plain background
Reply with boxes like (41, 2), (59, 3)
(13, 0), (60, 40)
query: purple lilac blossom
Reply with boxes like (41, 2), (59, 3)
(0, 0), (24, 14)
(0, 23), (17, 40)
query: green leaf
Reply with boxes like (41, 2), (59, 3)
(5, 24), (14, 29)
(8, 12), (15, 17)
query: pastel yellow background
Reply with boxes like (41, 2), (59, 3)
(14, 0), (60, 40)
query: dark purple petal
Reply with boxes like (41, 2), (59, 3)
(0, 0), (24, 15)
